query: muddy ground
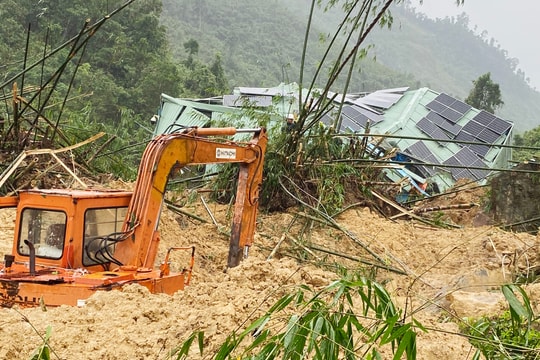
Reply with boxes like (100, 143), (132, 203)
(0, 185), (539, 359)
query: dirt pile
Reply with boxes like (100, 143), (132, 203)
(0, 193), (539, 359)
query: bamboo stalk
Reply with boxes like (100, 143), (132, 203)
(0, 132), (105, 190)
(371, 190), (449, 228)
(200, 196), (218, 227)
(87, 135), (116, 164)
(286, 234), (321, 261)
(412, 203), (478, 214)
(279, 177), (392, 267)
(165, 201), (207, 223)
(308, 244), (406, 275)
(267, 233), (287, 260)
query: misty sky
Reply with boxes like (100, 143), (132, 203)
(411, 0), (539, 89)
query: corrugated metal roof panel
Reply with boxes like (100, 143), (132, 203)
(154, 94), (241, 135)
(223, 94), (272, 107)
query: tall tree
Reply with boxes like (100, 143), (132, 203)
(210, 53), (229, 93)
(465, 72), (504, 113)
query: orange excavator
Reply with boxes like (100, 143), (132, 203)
(0, 127), (267, 307)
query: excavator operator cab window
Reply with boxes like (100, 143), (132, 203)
(18, 208), (66, 259)
(83, 207), (127, 266)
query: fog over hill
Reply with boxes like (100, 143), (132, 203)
(413, 0), (540, 89)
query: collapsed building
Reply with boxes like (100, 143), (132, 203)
(153, 84), (513, 199)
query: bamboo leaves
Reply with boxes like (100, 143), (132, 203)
(174, 277), (418, 359)
(462, 284), (540, 359)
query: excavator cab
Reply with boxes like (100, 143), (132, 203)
(10, 189), (132, 272)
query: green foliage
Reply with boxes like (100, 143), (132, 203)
(63, 105), (151, 180)
(0, 0), (233, 180)
(461, 284), (540, 359)
(161, 0), (416, 92)
(183, 39), (199, 56)
(29, 326), (52, 360)
(168, 331), (204, 359)
(513, 127), (540, 162)
(177, 39), (231, 97)
(173, 277), (419, 359)
(465, 72), (504, 114)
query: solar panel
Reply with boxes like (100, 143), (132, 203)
(444, 155), (460, 166)
(340, 115), (362, 132)
(489, 116), (512, 135)
(431, 126), (450, 143)
(426, 100), (446, 113)
(446, 123), (462, 136)
(357, 90), (404, 109)
(442, 156), (465, 180)
(357, 113), (370, 127)
(449, 100), (471, 115)
(416, 117), (437, 136)
(341, 105), (371, 127)
(361, 96), (395, 109)
(469, 167), (490, 181)
(426, 110), (445, 123)
(347, 104), (384, 124)
(442, 147), (488, 181)
(455, 131), (491, 158)
(467, 156), (489, 181)
(417, 164), (438, 177)
(455, 131), (475, 143)
(404, 141), (439, 164)
(434, 93), (455, 107)
(454, 169), (471, 180)
(441, 107), (462, 123)
(473, 110), (496, 126)
(417, 117), (450, 146)
(462, 120), (485, 135)
(455, 147), (484, 167)
(426, 93), (467, 123)
(477, 128), (500, 143)
(427, 111), (462, 135)
(468, 143), (490, 158)
(357, 107), (384, 124)
(342, 105), (361, 119)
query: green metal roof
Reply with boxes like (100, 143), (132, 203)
(151, 85), (514, 196)
(154, 94), (241, 135)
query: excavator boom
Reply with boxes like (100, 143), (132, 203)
(114, 126), (267, 268)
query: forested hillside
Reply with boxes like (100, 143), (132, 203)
(161, 0), (540, 133)
(0, 0), (181, 123)
(0, 0), (229, 180)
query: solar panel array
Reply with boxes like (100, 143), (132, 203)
(426, 93), (472, 123)
(416, 117), (450, 146)
(443, 147), (490, 181)
(325, 105), (384, 133)
(426, 111), (462, 136)
(403, 141), (439, 177)
(322, 89), (511, 184)
(355, 88), (407, 110)
(413, 93), (512, 182)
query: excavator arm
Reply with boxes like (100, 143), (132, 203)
(113, 127), (267, 269)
